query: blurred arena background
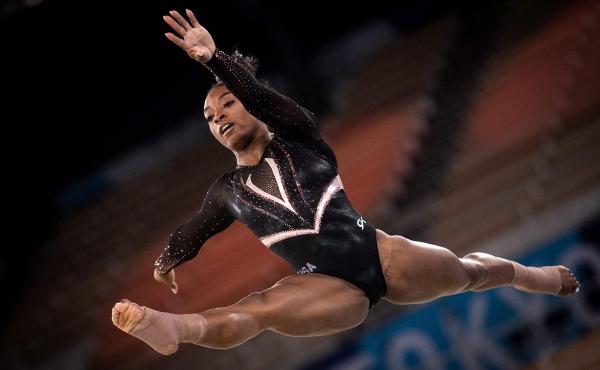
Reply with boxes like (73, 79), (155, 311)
(1, 0), (599, 369)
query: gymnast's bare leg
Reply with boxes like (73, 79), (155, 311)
(112, 273), (369, 355)
(375, 229), (580, 305)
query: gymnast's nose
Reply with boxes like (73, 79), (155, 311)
(214, 112), (226, 124)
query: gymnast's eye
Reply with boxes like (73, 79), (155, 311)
(224, 101), (234, 107)
(206, 115), (214, 122)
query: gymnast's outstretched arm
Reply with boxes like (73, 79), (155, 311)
(153, 176), (234, 293)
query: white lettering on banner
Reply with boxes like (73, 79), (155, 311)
(560, 244), (600, 326)
(443, 296), (518, 370)
(385, 330), (443, 370)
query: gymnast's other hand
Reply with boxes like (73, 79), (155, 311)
(163, 9), (216, 63)
(154, 268), (179, 294)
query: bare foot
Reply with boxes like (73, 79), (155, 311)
(111, 299), (145, 333)
(111, 299), (179, 355)
(557, 266), (581, 296)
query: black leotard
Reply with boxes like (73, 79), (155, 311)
(154, 49), (387, 307)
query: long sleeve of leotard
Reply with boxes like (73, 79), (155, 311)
(204, 49), (321, 142)
(153, 176), (235, 274)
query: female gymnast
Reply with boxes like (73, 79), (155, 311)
(111, 9), (580, 355)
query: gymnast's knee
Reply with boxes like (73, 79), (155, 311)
(208, 311), (262, 349)
(463, 252), (490, 262)
(208, 293), (266, 348)
(461, 253), (490, 290)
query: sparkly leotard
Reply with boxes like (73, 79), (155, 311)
(154, 49), (387, 307)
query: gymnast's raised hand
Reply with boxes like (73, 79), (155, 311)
(163, 9), (216, 63)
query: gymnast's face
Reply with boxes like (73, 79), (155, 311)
(204, 84), (263, 151)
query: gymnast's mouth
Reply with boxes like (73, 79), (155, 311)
(220, 122), (235, 134)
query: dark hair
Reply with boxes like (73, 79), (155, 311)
(213, 49), (259, 85)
